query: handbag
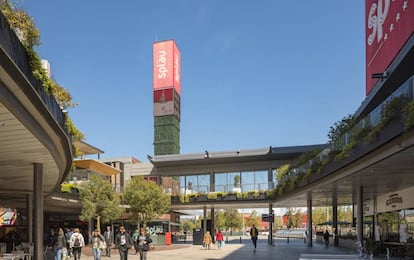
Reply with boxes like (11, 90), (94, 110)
(99, 240), (107, 250)
(143, 243), (150, 251)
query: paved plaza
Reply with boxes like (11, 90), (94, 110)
(58, 237), (395, 260)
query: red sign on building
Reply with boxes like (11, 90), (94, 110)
(153, 40), (181, 95)
(365, 0), (414, 95)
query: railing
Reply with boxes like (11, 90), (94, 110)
(0, 11), (67, 133)
(168, 182), (275, 195)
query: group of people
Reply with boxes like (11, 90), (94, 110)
(49, 225), (152, 260)
(202, 229), (225, 250)
(202, 225), (259, 253)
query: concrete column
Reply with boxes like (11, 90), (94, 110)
(332, 197), (338, 246)
(307, 197), (313, 247)
(27, 194), (33, 244)
(210, 172), (215, 192)
(268, 168), (274, 190)
(269, 203), (273, 245)
(357, 186), (364, 245)
(211, 207), (215, 241)
(203, 206), (207, 235)
(33, 163), (44, 260)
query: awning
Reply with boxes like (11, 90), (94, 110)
(73, 159), (120, 176)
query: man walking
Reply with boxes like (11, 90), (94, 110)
(250, 224), (259, 253)
(103, 226), (113, 257)
(115, 226), (133, 260)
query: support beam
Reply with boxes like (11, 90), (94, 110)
(307, 197), (313, 247)
(27, 194), (33, 244)
(357, 186), (364, 245)
(269, 203), (273, 245)
(333, 197), (338, 247)
(33, 163), (43, 260)
(211, 207), (215, 242)
(203, 206), (207, 235)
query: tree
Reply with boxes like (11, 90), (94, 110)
(246, 210), (260, 228)
(214, 210), (226, 229)
(123, 176), (171, 227)
(78, 175), (123, 233)
(181, 219), (196, 233)
(224, 209), (242, 235)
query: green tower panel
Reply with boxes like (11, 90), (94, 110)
(154, 115), (180, 155)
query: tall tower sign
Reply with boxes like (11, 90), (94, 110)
(152, 40), (181, 155)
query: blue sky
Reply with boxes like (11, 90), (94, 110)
(22, 1), (366, 161)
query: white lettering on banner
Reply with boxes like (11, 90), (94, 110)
(147, 225), (164, 236)
(157, 50), (168, 79)
(174, 53), (180, 84)
(367, 0), (390, 45)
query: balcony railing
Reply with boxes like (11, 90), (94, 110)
(0, 12), (67, 131)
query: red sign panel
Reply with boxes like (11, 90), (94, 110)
(153, 40), (181, 95)
(366, 0), (414, 95)
(153, 88), (181, 120)
(153, 88), (174, 103)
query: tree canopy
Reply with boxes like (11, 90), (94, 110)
(78, 175), (123, 232)
(123, 176), (171, 226)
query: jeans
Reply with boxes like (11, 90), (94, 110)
(92, 248), (102, 260)
(139, 249), (148, 260)
(218, 240), (223, 249)
(252, 237), (257, 249)
(54, 247), (62, 260)
(72, 247), (82, 260)
(119, 249), (129, 260)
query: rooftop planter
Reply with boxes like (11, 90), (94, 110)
(276, 84), (414, 196)
(171, 190), (271, 204)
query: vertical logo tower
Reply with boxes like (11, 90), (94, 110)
(152, 40), (181, 155)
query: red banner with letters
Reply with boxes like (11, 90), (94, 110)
(153, 40), (181, 95)
(366, 0), (414, 95)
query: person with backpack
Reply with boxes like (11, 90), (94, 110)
(70, 228), (85, 260)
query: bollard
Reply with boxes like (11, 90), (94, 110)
(287, 237), (289, 243)
(226, 237), (229, 243)
(240, 236), (242, 243)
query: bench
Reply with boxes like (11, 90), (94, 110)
(299, 253), (359, 260)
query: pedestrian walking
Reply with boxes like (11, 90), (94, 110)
(131, 229), (140, 255)
(65, 228), (73, 257)
(215, 230), (224, 249)
(250, 224), (259, 253)
(137, 228), (152, 260)
(203, 231), (212, 250)
(51, 227), (66, 260)
(115, 226), (133, 260)
(70, 228), (85, 260)
(323, 229), (330, 247)
(103, 226), (113, 257)
(90, 229), (105, 260)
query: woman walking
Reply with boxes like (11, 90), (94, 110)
(137, 228), (152, 260)
(215, 230), (224, 249)
(90, 229), (105, 260)
(52, 228), (66, 260)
